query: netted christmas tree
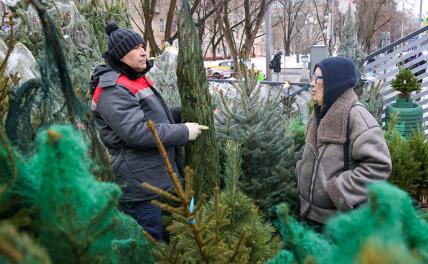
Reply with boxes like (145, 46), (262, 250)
(142, 122), (279, 263)
(5, 0), (113, 181)
(11, 0), (103, 97)
(147, 46), (181, 107)
(177, 0), (219, 198)
(0, 222), (51, 264)
(213, 70), (301, 217)
(76, 0), (130, 55)
(30, 125), (154, 264)
(268, 182), (428, 263)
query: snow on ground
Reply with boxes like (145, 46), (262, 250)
(204, 55), (304, 75)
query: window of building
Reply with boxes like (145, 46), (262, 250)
(160, 18), (165, 32)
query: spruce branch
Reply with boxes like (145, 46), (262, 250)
(142, 183), (180, 202)
(145, 120), (210, 263)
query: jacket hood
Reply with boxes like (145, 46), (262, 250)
(314, 56), (357, 121)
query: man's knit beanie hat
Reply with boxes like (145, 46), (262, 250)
(105, 21), (145, 60)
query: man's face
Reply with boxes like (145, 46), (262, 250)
(311, 67), (324, 105)
(120, 44), (147, 72)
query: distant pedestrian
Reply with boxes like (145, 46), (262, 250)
(270, 51), (282, 81)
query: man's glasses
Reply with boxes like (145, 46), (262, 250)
(311, 74), (323, 83)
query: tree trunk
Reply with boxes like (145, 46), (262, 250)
(143, 0), (161, 56)
(177, 0), (220, 198)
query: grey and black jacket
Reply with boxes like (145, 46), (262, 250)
(91, 64), (188, 202)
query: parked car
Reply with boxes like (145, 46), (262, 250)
(206, 59), (262, 79)
(206, 65), (233, 79)
(219, 60), (261, 74)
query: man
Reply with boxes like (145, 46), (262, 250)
(270, 51), (282, 81)
(90, 22), (206, 240)
(296, 57), (391, 230)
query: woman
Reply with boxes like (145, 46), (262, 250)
(296, 56), (391, 229)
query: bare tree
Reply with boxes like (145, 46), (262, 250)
(356, 0), (396, 53)
(311, 0), (334, 54)
(214, 0), (272, 69)
(276, 0), (305, 56)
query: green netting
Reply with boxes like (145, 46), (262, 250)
(30, 125), (120, 263)
(269, 182), (428, 263)
(267, 203), (332, 264)
(324, 182), (428, 264)
(112, 212), (154, 264)
(27, 124), (153, 263)
(0, 222), (51, 264)
(0, 123), (37, 227)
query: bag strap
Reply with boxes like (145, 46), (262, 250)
(344, 102), (365, 171)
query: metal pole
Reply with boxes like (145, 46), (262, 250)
(420, 0), (423, 27)
(265, 2), (272, 81)
(401, 0), (404, 38)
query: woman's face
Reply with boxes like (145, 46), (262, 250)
(311, 67), (324, 105)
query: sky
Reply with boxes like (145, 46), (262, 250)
(402, 0), (428, 17)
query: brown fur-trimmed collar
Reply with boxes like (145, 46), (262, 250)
(306, 88), (358, 148)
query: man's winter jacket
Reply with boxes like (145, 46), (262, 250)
(91, 64), (189, 202)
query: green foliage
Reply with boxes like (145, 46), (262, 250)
(0, 123), (35, 228)
(288, 117), (306, 151)
(219, 141), (280, 263)
(267, 203), (332, 264)
(0, 222), (51, 264)
(76, 0), (130, 54)
(384, 114), (428, 198)
(324, 182), (428, 264)
(30, 125), (120, 264)
(143, 123), (277, 263)
(112, 212), (154, 264)
(177, 0), (219, 198)
(147, 47), (181, 107)
(359, 80), (384, 125)
(391, 67), (421, 95)
(269, 182), (428, 264)
(214, 70), (301, 217)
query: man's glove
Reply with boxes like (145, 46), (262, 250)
(184, 123), (209, 141)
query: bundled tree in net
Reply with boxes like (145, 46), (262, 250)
(147, 46), (181, 107)
(76, 0), (130, 55)
(268, 182), (428, 263)
(0, 222), (51, 264)
(5, 0), (113, 181)
(30, 125), (154, 263)
(213, 70), (301, 217)
(177, 0), (219, 198)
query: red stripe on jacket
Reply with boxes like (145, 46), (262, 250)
(92, 75), (154, 108)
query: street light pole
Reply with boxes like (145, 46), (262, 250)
(420, 0), (423, 27)
(265, 2), (272, 81)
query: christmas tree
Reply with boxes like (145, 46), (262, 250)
(213, 70), (301, 217)
(142, 122), (279, 263)
(177, 0), (219, 198)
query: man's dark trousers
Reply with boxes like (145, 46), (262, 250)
(120, 200), (162, 240)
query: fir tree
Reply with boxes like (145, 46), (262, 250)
(214, 70), (301, 217)
(177, 0), (219, 198)
(391, 67), (421, 97)
(142, 122), (279, 263)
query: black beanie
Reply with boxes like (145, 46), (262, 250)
(313, 56), (357, 122)
(105, 21), (145, 59)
